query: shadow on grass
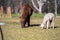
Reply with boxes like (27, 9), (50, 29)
(30, 24), (40, 27)
(43, 26), (59, 29)
(22, 24), (40, 28)
(0, 27), (4, 40)
(54, 26), (59, 28)
(21, 24), (59, 29)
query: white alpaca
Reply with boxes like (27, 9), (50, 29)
(40, 13), (54, 29)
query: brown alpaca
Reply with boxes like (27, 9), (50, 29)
(20, 3), (33, 28)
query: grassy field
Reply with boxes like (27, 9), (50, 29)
(0, 13), (60, 40)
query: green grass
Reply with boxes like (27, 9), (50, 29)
(11, 13), (60, 18)
(4, 13), (60, 18)
(0, 13), (60, 40)
(32, 13), (45, 18)
(12, 13), (20, 17)
(11, 13), (45, 19)
(57, 13), (60, 16)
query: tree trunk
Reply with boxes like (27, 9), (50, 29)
(55, 0), (57, 16)
(39, 5), (42, 14)
(0, 6), (4, 18)
(14, 7), (18, 14)
(31, 0), (45, 14)
(6, 6), (11, 18)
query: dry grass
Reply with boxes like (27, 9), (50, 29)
(0, 17), (60, 40)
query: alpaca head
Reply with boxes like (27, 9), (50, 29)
(40, 23), (44, 27)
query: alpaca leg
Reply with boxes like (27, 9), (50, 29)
(40, 24), (44, 29)
(47, 20), (49, 29)
(41, 25), (43, 29)
(52, 20), (54, 29)
(51, 18), (54, 29)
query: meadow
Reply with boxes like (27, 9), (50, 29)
(0, 13), (60, 40)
